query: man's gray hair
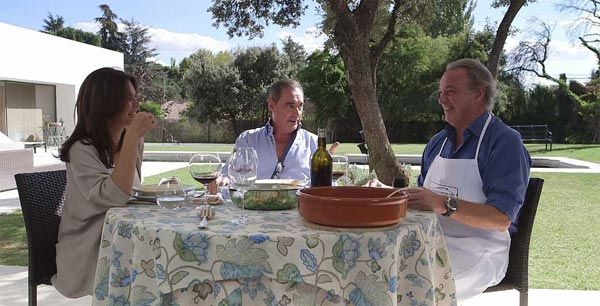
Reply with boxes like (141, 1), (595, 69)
(268, 79), (303, 102)
(446, 58), (497, 111)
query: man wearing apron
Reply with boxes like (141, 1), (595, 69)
(404, 59), (531, 301)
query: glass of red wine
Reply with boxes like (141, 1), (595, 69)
(188, 153), (222, 205)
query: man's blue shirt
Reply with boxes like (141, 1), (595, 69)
(417, 112), (532, 234)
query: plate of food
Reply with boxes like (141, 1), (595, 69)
(132, 184), (196, 202)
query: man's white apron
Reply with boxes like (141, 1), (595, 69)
(423, 113), (510, 300)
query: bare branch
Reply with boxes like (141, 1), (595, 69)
(558, 0), (600, 38)
(507, 18), (557, 82)
(580, 36), (600, 61)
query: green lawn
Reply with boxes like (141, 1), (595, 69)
(0, 212), (27, 266)
(524, 143), (600, 164)
(145, 143), (600, 163)
(527, 172), (600, 290)
(145, 143), (427, 155)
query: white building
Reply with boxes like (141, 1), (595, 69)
(0, 21), (123, 143)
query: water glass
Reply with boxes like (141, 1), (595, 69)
(156, 177), (186, 209)
(332, 155), (348, 185)
(228, 147), (258, 225)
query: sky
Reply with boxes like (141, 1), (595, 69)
(0, 0), (597, 85)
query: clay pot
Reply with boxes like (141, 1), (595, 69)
(297, 186), (408, 228)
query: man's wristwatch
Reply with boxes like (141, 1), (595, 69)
(442, 197), (458, 217)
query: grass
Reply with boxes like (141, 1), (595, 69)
(524, 143), (600, 164)
(0, 212), (28, 266)
(145, 142), (600, 163)
(145, 142), (427, 155)
(527, 172), (600, 290)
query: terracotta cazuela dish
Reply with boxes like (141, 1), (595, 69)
(297, 186), (408, 228)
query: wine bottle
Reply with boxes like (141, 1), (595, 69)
(311, 128), (332, 187)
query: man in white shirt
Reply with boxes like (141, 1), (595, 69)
(220, 79), (338, 183)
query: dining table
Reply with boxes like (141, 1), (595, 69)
(91, 201), (457, 306)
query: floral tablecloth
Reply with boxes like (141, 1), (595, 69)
(92, 203), (456, 306)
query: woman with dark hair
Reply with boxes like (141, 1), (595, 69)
(53, 67), (157, 298)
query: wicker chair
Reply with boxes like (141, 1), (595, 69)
(15, 170), (67, 306)
(483, 177), (544, 306)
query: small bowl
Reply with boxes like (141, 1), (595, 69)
(230, 181), (300, 210)
(297, 186), (408, 227)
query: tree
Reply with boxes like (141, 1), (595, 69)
(233, 46), (290, 122)
(140, 63), (183, 103)
(209, 0), (422, 184)
(40, 13), (101, 46)
(42, 12), (64, 35)
(299, 49), (354, 135)
(139, 100), (165, 118)
(281, 36), (308, 77)
(559, 0), (600, 67)
(427, 0), (475, 37)
(119, 18), (159, 102)
(121, 18), (158, 67)
(56, 27), (101, 46)
(486, 0), (537, 77)
(378, 28), (451, 124)
(183, 50), (247, 135)
(95, 4), (122, 51)
(509, 17), (600, 142)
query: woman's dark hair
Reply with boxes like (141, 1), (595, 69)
(59, 67), (137, 168)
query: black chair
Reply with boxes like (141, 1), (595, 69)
(483, 177), (544, 306)
(15, 170), (67, 306)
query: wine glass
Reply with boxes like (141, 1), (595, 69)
(156, 177), (186, 209)
(228, 147), (258, 225)
(189, 154), (222, 205)
(332, 155), (348, 185)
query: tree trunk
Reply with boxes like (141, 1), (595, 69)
(230, 117), (239, 140)
(328, 0), (406, 185)
(345, 52), (404, 185)
(487, 0), (526, 77)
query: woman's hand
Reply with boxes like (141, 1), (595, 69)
(216, 175), (230, 187)
(128, 112), (157, 138)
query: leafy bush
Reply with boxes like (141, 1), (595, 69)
(140, 100), (165, 118)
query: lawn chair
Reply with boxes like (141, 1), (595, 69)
(483, 177), (544, 306)
(14, 170), (67, 306)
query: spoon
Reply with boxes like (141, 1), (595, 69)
(199, 215), (208, 230)
(196, 204), (211, 229)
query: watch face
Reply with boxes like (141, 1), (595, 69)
(449, 198), (458, 210)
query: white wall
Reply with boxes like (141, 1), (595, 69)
(0, 22), (124, 135)
(35, 84), (56, 123)
(56, 84), (77, 132)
